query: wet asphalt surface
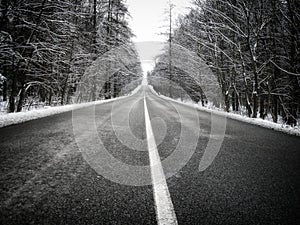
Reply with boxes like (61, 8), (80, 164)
(0, 86), (299, 225)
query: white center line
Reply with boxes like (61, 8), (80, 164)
(144, 94), (178, 225)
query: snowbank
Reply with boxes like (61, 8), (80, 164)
(148, 85), (300, 136)
(197, 106), (300, 136)
(0, 100), (107, 128)
(2, 84), (299, 136)
(0, 85), (141, 128)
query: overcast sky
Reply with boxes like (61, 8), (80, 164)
(126, 0), (191, 42)
(126, 0), (191, 75)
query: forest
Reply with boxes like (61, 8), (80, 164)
(150, 0), (299, 125)
(1, 0), (299, 126)
(0, 0), (141, 113)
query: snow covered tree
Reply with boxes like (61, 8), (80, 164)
(152, 0), (299, 125)
(0, 0), (139, 112)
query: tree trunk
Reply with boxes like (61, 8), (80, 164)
(285, 0), (299, 125)
(3, 80), (7, 101)
(104, 82), (111, 99)
(232, 90), (236, 111)
(17, 84), (26, 112)
(168, 2), (173, 98)
(48, 89), (52, 106)
(224, 92), (230, 112)
(272, 95), (278, 123)
(259, 95), (265, 119)
(235, 91), (239, 112)
(9, 95), (15, 113)
(8, 73), (17, 113)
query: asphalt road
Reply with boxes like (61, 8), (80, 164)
(0, 86), (299, 225)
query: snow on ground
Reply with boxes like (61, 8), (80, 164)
(0, 100), (109, 128)
(1, 84), (299, 136)
(0, 85), (141, 128)
(148, 85), (300, 136)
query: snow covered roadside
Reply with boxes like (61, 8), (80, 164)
(197, 106), (300, 136)
(148, 85), (300, 136)
(0, 85), (142, 128)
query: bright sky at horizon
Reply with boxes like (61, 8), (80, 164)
(126, 0), (192, 76)
(126, 0), (191, 43)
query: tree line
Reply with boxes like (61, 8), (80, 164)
(150, 0), (299, 125)
(0, 0), (141, 113)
